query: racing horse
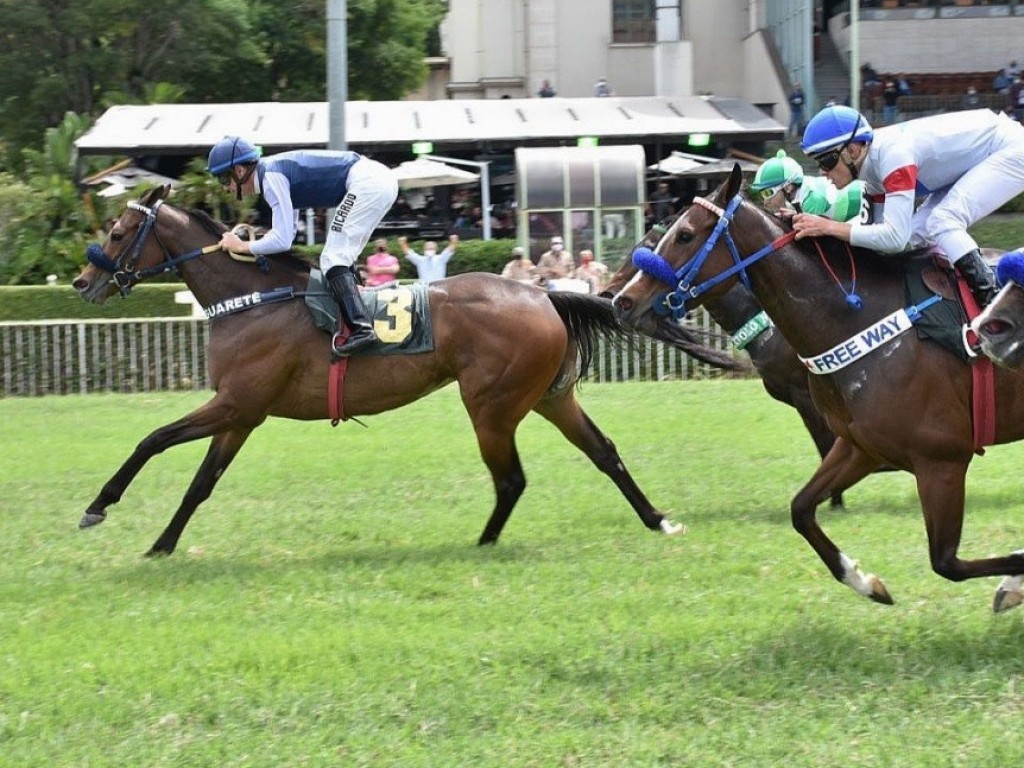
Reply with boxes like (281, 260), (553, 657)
(72, 186), (734, 557)
(602, 221), (845, 506)
(613, 165), (1024, 611)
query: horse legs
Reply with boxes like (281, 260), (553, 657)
(146, 427), (254, 556)
(789, 438), (891, 603)
(789, 390), (843, 508)
(533, 396), (682, 535)
(912, 460), (1024, 612)
(79, 394), (262, 555)
(471, 421), (527, 546)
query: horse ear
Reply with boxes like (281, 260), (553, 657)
(725, 163), (743, 199)
(139, 185), (170, 206)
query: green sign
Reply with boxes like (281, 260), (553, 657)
(412, 141), (434, 155)
(577, 136), (599, 148)
(687, 133), (712, 147)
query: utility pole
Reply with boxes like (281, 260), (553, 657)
(327, 0), (347, 150)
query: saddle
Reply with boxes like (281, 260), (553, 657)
(905, 253), (975, 362)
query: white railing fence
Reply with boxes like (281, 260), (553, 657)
(0, 310), (740, 397)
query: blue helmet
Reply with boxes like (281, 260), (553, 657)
(800, 105), (874, 157)
(207, 136), (262, 175)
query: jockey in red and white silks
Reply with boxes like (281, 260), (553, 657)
(793, 106), (1024, 308)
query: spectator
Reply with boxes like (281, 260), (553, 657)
(882, 80), (899, 124)
(961, 85), (982, 110)
(500, 246), (540, 286)
(573, 250), (610, 293)
(647, 181), (676, 224)
(535, 235), (575, 280)
(896, 74), (912, 97)
(537, 79), (556, 98)
(787, 83), (806, 138)
(994, 68), (1012, 95)
(363, 238), (400, 288)
(594, 77), (614, 97)
(861, 63), (881, 87)
(206, 135), (396, 359)
(1012, 78), (1024, 122)
(399, 234), (458, 283)
(1010, 60), (1021, 80)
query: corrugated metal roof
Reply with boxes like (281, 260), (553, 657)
(75, 96), (784, 156)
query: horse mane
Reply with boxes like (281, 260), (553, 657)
(178, 204), (314, 276)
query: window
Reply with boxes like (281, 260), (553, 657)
(612, 0), (656, 43)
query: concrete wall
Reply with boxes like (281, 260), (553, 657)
(829, 13), (1024, 74)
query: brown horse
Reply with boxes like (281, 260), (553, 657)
(603, 221), (845, 506)
(71, 186), (728, 557)
(613, 165), (1024, 612)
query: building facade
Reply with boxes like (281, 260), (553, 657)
(413, 0), (790, 123)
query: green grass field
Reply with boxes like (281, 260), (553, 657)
(3, 380), (1024, 766)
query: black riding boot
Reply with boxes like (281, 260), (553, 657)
(326, 266), (377, 359)
(957, 249), (999, 309)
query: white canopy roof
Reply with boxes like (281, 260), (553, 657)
(75, 96), (783, 157)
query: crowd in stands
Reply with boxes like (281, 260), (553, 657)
(857, 60), (1024, 125)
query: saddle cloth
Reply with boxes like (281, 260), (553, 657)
(305, 269), (434, 356)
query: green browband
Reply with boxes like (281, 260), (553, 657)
(731, 311), (772, 350)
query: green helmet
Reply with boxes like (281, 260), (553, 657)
(749, 149), (804, 193)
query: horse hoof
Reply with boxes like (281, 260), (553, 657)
(658, 519), (687, 536)
(993, 588), (1023, 614)
(868, 576), (894, 605)
(79, 511), (106, 529)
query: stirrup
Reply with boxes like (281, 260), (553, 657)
(331, 328), (376, 359)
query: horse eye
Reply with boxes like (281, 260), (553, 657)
(677, 231), (694, 244)
(110, 232), (123, 242)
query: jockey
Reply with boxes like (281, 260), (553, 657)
(792, 105), (1024, 309)
(207, 136), (398, 358)
(749, 149), (867, 223)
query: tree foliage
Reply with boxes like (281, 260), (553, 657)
(0, 0), (446, 283)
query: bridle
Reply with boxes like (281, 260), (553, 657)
(85, 199), (253, 297)
(631, 194), (797, 319)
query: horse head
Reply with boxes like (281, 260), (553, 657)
(73, 184), (207, 304)
(613, 164), (766, 330)
(973, 252), (1024, 369)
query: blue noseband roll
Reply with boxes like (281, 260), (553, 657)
(86, 243), (120, 273)
(631, 246), (678, 287)
(996, 250), (1024, 287)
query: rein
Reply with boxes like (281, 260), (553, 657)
(87, 200), (269, 297)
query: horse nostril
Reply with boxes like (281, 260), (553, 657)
(981, 319), (1012, 337)
(72, 277), (88, 291)
(615, 296), (634, 313)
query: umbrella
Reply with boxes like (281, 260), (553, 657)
(85, 165), (179, 197)
(393, 159), (480, 189)
(673, 158), (761, 177)
(647, 154), (704, 175)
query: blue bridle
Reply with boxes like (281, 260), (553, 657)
(631, 194), (798, 319)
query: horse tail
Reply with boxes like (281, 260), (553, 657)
(546, 292), (742, 373)
(546, 293), (623, 375)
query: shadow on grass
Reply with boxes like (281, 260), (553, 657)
(107, 538), (548, 587)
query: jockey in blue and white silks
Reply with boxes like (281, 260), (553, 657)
(207, 137), (398, 358)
